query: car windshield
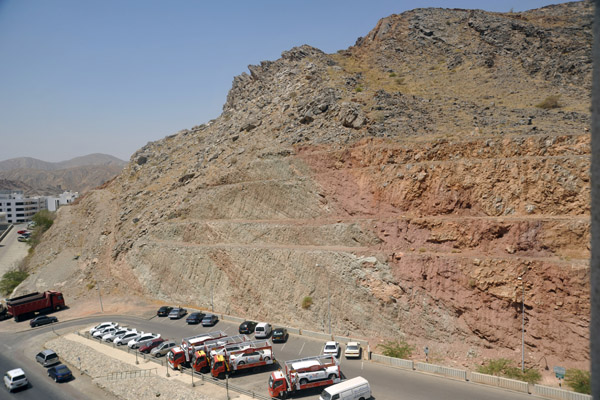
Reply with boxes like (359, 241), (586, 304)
(325, 345), (337, 350)
(56, 365), (69, 373)
(347, 345), (359, 350)
(13, 374), (26, 381)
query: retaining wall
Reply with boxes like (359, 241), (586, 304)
(471, 372), (529, 393)
(371, 353), (414, 370)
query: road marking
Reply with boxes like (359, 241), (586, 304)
(280, 342), (286, 351)
(361, 361), (364, 370)
(299, 342), (305, 356)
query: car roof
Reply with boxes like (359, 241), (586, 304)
(256, 322), (270, 328)
(273, 327), (285, 331)
(6, 368), (26, 377)
(40, 349), (57, 356)
(347, 341), (360, 346)
(203, 314), (214, 318)
(325, 341), (337, 345)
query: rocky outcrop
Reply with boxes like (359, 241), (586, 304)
(19, 1), (591, 372)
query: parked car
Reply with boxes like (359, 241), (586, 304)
(139, 337), (165, 354)
(47, 364), (73, 382)
(238, 320), (258, 334)
(186, 312), (205, 324)
(151, 340), (177, 357)
(90, 322), (118, 335)
(229, 349), (272, 368)
(3, 368), (28, 392)
(35, 349), (59, 367)
(157, 306), (173, 317)
(271, 327), (289, 343)
(201, 314), (219, 326)
(102, 327), (131, 342)
(93, 326), (118, 339)
(344, 342), (362, 359)
(255, 322), (272, 338)
(114, 330), (140, 346)
(168, 308), (187, 319)
(128, 333), (160, 349)
(17, 236), (28, 242)
(323, 341), (341, 358)
(30, 315), (58, 327)
(17, 230), (29, 235)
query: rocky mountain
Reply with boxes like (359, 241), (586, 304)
(19, 1), (591, 373)
(0, 154), (126, 195)
(0, 154), (125, 172)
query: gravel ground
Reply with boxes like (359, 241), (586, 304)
(47, 335), (216, 400)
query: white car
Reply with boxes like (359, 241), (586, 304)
(114, 330), (140, 346)
(344, 342), (362, 359)
(3, 368), (28, 392)
(93, 326), (119, 339)
(128, 333), (161, 349)
(89, 322), (118, 335)
(229, 349), (272, 368)
(102, 327), (132, 342)
(254, 322), (272, 338)
(323, 341), (341, 358)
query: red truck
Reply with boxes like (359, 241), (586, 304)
(191, 334), (249, 373)
(167, 330), (227, 370)
(5, 291), (66, 322)
(268, 355), (341, 398)
(211, 339), (274, 379)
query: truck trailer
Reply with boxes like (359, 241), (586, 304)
(268, 355), (341, 398)
(211, 339), (273, 378)
(168, 330), (227, 370)
(191, 334), (249, 373)
(4, 291), (65, 322)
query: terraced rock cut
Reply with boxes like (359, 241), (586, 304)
(19, 1), (591, 374)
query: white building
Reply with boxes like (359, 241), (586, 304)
(46, 191), (79, 212)
(0, 190), (47, 224)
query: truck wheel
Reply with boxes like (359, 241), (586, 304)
(328, 374), (336, 380)
(264, 357), (270, 362)
(299, 378), (308, 385)
(55, 306), (60, 311)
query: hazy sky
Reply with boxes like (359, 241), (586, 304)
(0, 0), (566, 162)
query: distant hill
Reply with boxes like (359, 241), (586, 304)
(0, 154), (126, 195)
(0, 154), (126, 172)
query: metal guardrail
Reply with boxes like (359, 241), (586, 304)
(105, 368), (157, 380)
(534, 384), (592, 400)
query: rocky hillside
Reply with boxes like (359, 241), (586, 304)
(0, 154), (126, 195)
(19, 1), (591, 371)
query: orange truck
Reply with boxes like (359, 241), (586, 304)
(5, 291), (66, 322)
(191, 334), (249, 373)
(211, 339), (274, 379)
(268, 355), (341, 398)
(167, 330), (227, 370)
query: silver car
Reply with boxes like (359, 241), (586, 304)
(151, 340), (176, 357)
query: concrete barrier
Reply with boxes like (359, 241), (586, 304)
(371, 353), (413, 370)
(415, 362), (467, 381)
(497, 377), (529, 393)
(534, 385), (592, 400)
(301, 329), (332, 341)
(471, 372), (499, 386)
(220, 314), (245, 324)
(286, 326), (301, 335)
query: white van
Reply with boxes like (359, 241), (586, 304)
(319, 376), (371, 400)
(254, 322), (272, 338)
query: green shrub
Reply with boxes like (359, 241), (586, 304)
(389, 72), (397, 77)
(565, 368), (590, 394)
(0, 269), (29, 296)
(379, 340), (415, 359)
(355, 86), (363, 92)
(477, 358), (541, 384)
(535, 95), (561, 109)
(301, 296), (313, 309)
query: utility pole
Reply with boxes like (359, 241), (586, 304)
(518, 276), (525, 372)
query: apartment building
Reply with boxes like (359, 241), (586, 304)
(0, 190), (47, 223)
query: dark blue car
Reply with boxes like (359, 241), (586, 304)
(47, 364), (72, 382)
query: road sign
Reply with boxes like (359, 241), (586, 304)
(424, 346), (429, 355)
(553, 366), (566, 379)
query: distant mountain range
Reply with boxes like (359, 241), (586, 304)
(0, 154), (127, 195)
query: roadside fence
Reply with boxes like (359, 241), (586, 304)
(105, 368), (157, 380)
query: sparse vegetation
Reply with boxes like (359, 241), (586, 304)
(355, 86), (363, 92)
(477, 358), (541, 384)
(379, 339), (415, 359)
(301, 296), (313, 309)
(27, 210), (56, 250)
(564, 368), (590, 394)
(86, 282), (96, 290)
(535, 95), (561, 109)
(0, 268), (29, 296)
(389, 72), (397, 77)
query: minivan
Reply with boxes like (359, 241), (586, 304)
(319, 376), (371, 400)
(255, 322), (272, 338)
(35, 349), (60, 367)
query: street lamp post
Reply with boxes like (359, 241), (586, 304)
(316, 264), (331, 335)
(518, 276), (525, 372)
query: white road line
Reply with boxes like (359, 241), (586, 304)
(361, 361), (364, 370)
(299, 342), (305, 356)
(280, 342), (286, 351)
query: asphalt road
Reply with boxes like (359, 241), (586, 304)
(0, 313), (536, 400)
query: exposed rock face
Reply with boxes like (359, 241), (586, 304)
(20, 1), (591, 371)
